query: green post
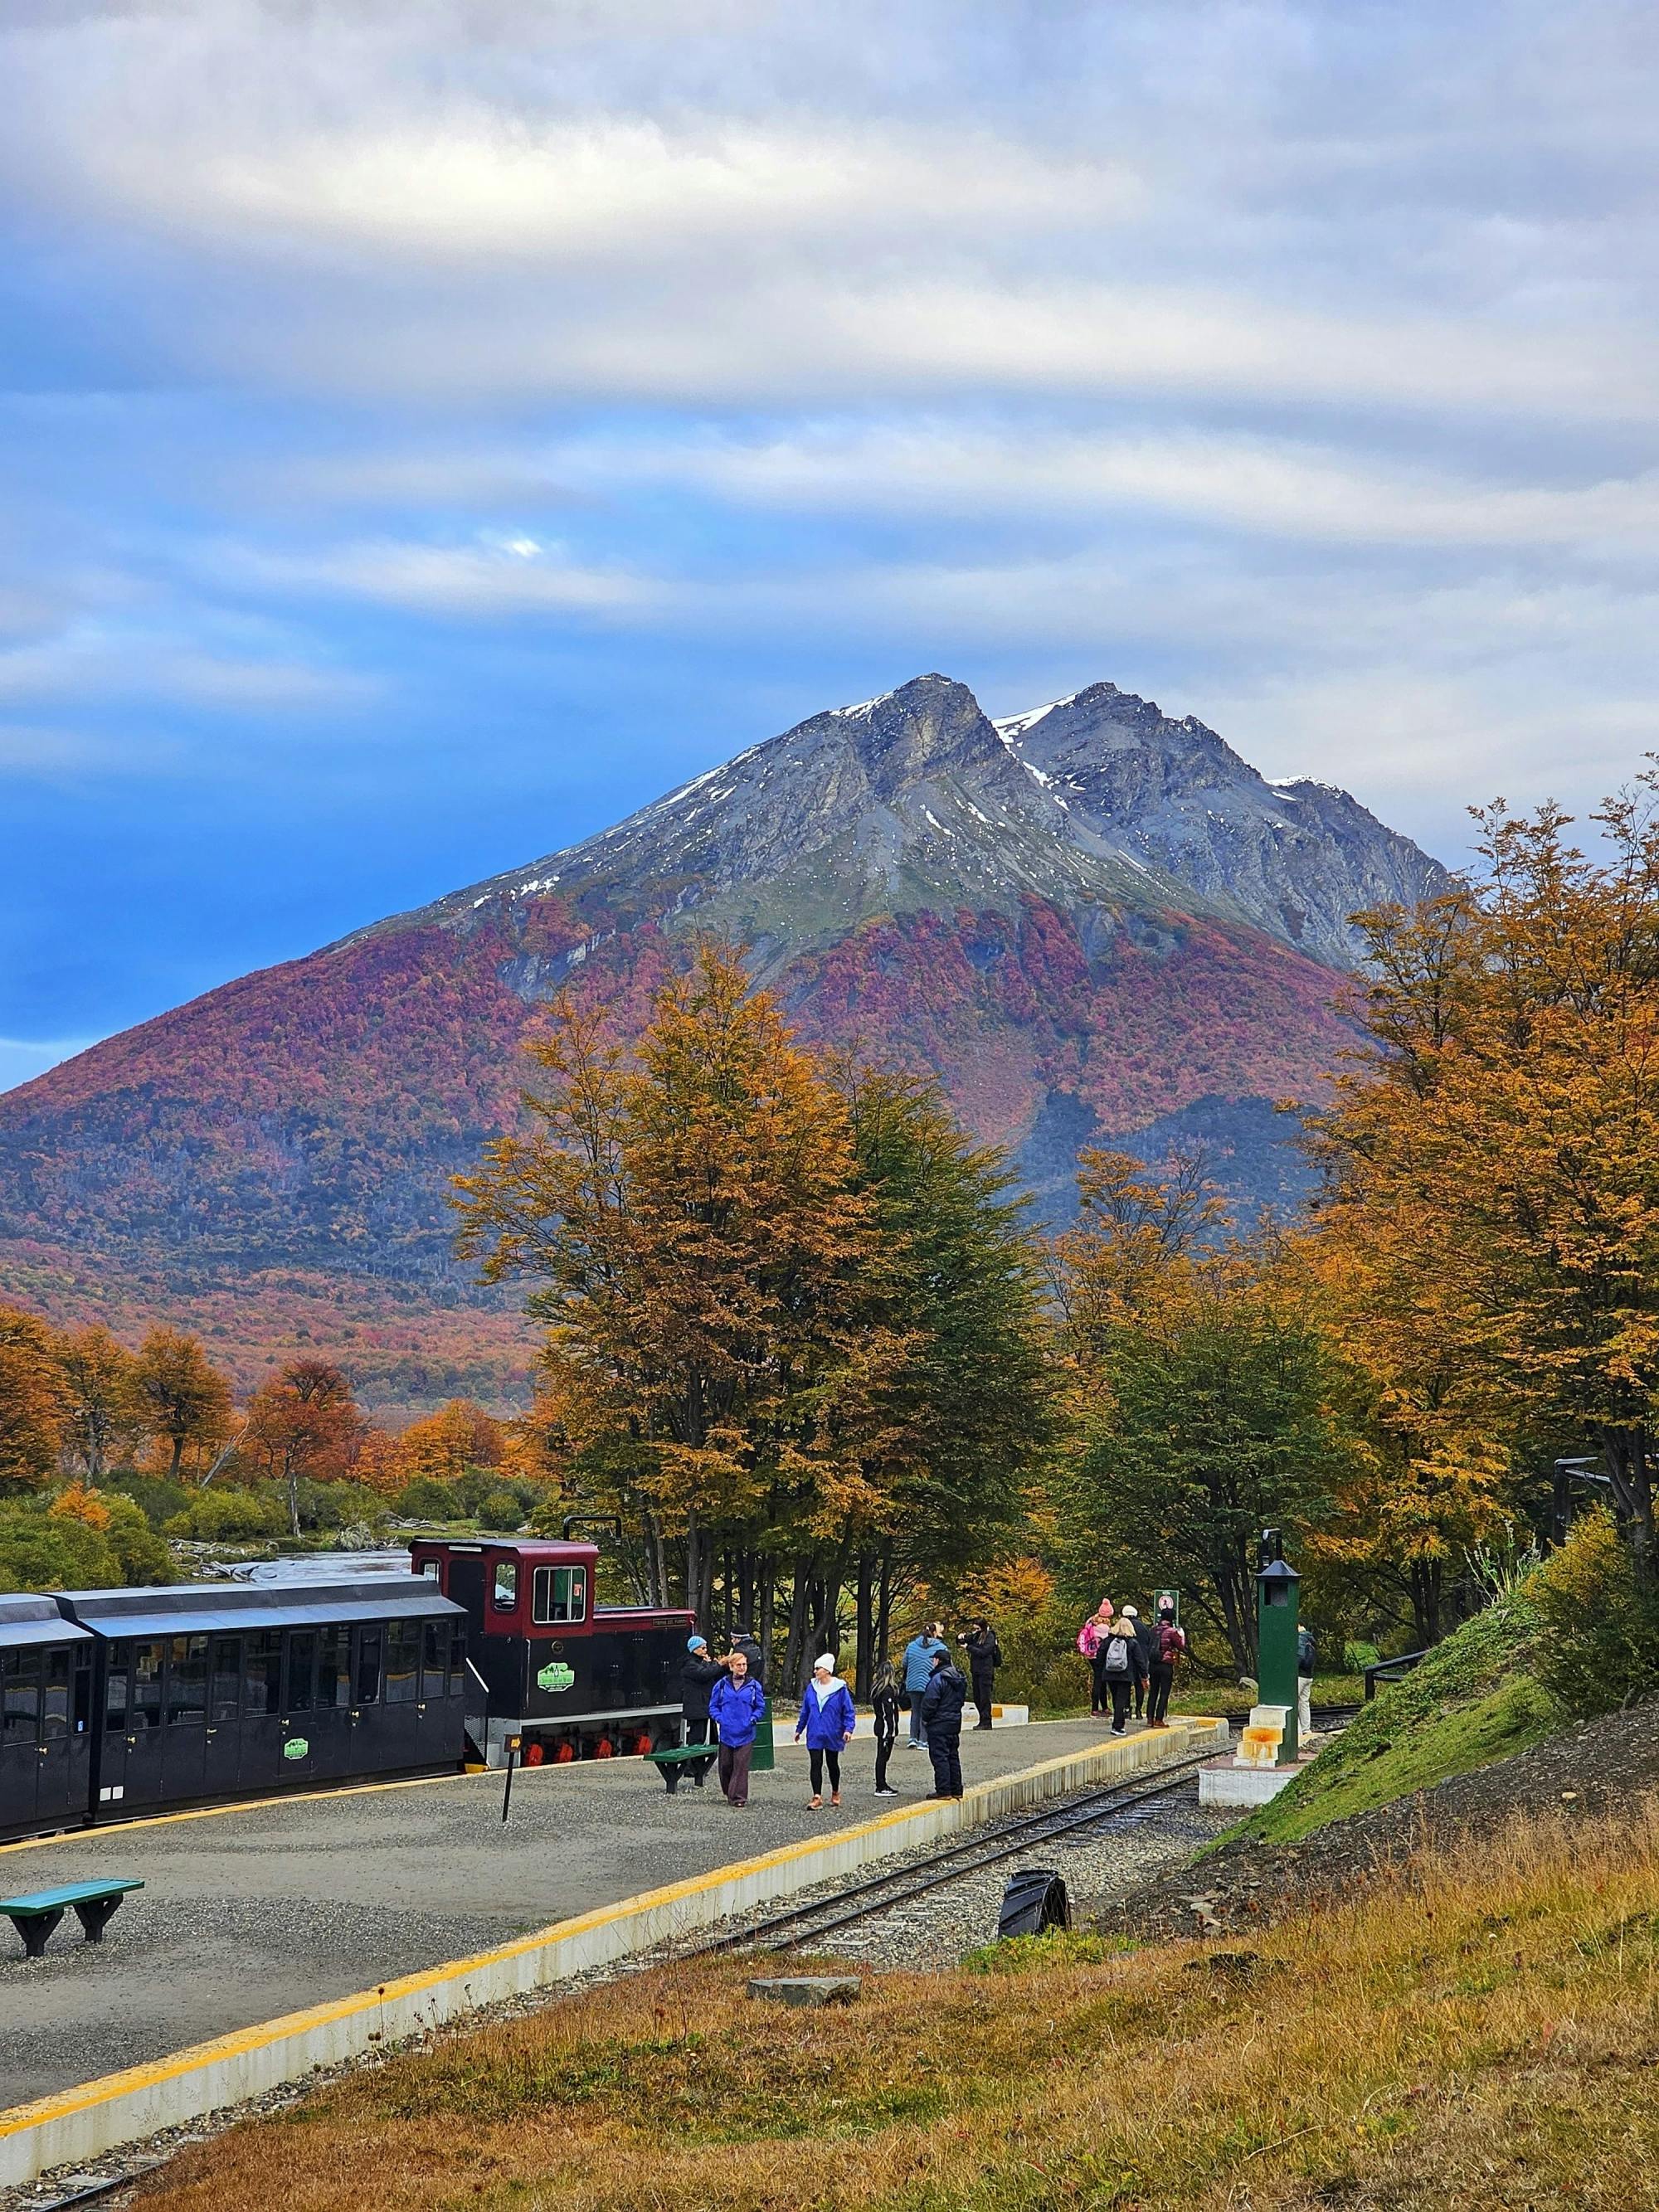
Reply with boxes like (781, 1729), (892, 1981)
(1255, 1546), (1301, 1765)
(749, 1693), (776, 1774)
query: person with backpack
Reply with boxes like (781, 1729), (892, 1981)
(902, 1621), (948, 1748)
(1146, 1605), (1186, 1728)
(1077, 1600), (1116, 1716)
(918, 1645), (969, 1799)
(870, 1659), (902, 1796)
(961, 1618), (1002, 1730)
(1122, 1605), (1154, 1720)
(1097, 1613), (1146, 1735)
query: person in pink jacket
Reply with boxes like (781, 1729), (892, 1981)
(1078, 1600), (1116, 1715)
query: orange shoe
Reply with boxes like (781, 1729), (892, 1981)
(808, 1795), (822, 1810)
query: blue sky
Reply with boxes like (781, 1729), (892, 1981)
(2, 0), (1657, 1091)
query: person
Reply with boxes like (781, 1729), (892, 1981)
(961, 1618), (1002, 1730)
(1077, 1601), (1116, 1716)
(870, 1659), (902, 1796)
(1146, 1605), (1185, 1728)
(679, 1635), (727, 1748)
(918, 1644), (968, 1799)
(708, 1648), (766, 1807)
(730, 1628), (765, 1689)
(1096, 1613), (1146, 1735)
(1123, 1605), (1154, 1720)
(902, 1621), (948, 1748)
(794, 1652), (857, 1807)
(1297, 1623), (1317, 1742)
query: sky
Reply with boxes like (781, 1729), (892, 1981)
(2, 0), (1657, 1091)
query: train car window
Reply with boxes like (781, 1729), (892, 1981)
(531, 1565), (588, 1625)
(244, 1630), (282, 1717)
(421, 1619), (447, 1700)
(1, 1650), (40, 1743)
(73, 1647), (92, 1734)
(492, 1561), (518, 1612)
(450, 1621), (467, 1679)
(317, 1625), (352, 1709)
(287, 1631), (316, 1714)
(167, 1634), (209, 1725)
(385, 1619), (419, 1704)
(131, 1641), (164, 1731)
(355, 1627), (383, 1706)
(418, 1560), (440, 1582)
(210, 1636), (241, 1722)
(105, 1652), (129, 1732)
(41, 1646), (71, 1738)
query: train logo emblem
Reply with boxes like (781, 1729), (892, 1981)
(283, 1738), (309, 1760)
(537, 1660), (576, 1694)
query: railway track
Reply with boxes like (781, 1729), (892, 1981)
(709, 1747), (1217, 1955)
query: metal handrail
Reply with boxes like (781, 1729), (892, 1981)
(1364, 1648), (1432, 1699)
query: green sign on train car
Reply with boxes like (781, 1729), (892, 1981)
(537, 1660), (576, 1694)
(284, 1738), (309, 1760)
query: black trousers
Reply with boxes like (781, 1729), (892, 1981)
(684, 1716), (711, 1746)
(927, 1726), (963, 1797)
(808, 1746), (841, 1794)
(1146, 1662), (1174, 1725)
(971, 1673), (994, 1728)
(1107, 1677), (1132, 1731)
(874, 1725), (896, 1789)
(1090, 1655), (1111, 1713)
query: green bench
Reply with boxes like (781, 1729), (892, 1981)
(1, 1879), (144, 1960)
(645, 1744), (719, 1794)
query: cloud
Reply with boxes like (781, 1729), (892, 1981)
(0, 1036), (97, 1093)
(231, 537), (657, 619)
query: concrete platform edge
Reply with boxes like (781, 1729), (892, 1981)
(0, 1716), (1225, 2188)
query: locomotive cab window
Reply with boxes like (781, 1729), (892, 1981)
(492, 1561), (518, 1612)
(532, 1565), (587, 1625)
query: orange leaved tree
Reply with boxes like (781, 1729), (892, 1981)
(128, 1327), (232, 1481)
(244, 1359), (365, 1539)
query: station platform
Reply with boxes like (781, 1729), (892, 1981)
(0, 1715), (1124, 2112)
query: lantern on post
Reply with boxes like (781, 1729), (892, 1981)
(1255, 1546), (1301, 1765)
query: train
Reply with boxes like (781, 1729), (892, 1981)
(0, 1536), (696, 1845)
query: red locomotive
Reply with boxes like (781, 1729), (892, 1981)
(410, 1535), (694, 1767)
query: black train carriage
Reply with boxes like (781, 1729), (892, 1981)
(410, 1538), (693, 1767)
(0, 1596), (95, 1843)
(51, 1576), (469, 1823)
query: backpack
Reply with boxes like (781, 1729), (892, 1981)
(1155, 1621), (1186, 1665)
(1077, 1621), (1101, 1658)
(1099, 1634), (1131, 1677)
(1297, 1627), (1316, 1675)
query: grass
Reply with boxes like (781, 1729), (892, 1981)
(1234, 1599), (1555, 1847)
(133, 1801), (1659, 2212)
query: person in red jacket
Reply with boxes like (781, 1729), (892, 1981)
(1146, 1604), (1186, 1728)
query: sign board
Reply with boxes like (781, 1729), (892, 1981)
(283, 1737), (309, 1761)
(537, 1660), (577, 1694)
(1154, 1588), (1180, 1624)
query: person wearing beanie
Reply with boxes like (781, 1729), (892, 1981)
(794, 1652), (856, 1808)
(679, 1633), (728, 1748)
(1122, 1605), (1154, 1720)
(917, 1643), (968, 1799)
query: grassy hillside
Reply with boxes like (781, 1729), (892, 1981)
(1236, 1594), (1556, 1848)
(136, 1803), (1659, 2212)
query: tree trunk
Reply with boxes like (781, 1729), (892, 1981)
(781, 1556), (811, 1695)
(758, 1557), (775, 1683)
(854, 1554), (874, 1699)
(876, 1550), (893, 1666)
(286, 1453), (301, 1541)
(169, 1432), (184, 1482)
(1214, 1552), (1255, 1675)
(1408, 1558), (1442, 1649)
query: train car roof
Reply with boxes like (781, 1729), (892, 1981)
(54, 1577), (465, 1639)
(0, 1593), (95, 1650)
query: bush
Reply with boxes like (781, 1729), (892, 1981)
(394, 1475), (465, 1522)
(474, 1487), (528, 1531)
(1344, 1640), (1382, 1675)
(0, 1504), (119, 1591)
(106, 1473), (191, 1529)
(1525, 1509), (1659, 1719)
(100, 1494), (176, 1585)
(294, 1480), (391, 1534)
(163, 1487), (288, 1540)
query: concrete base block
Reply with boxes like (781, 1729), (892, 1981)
(748, 1976), (861, 2007)
(1198, 1757), (1305, 1810)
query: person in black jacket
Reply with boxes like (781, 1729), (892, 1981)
(730, 1631), (765, 1689)
(679, 1636), (728, 1747)
(1122, 1605), (1155, 1720)
(918, 1646), (968, 1799)
(871, 1659), (902, 1796)
(961, 1619), (1002, 1731)
(1096, 1615), (1147, 1736)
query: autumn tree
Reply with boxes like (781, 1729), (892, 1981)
(396, 1399), (506, 1487)
(1311, 779), (1659, 1584)
(244, 1359), (365, 1538)
(128, 1328), (232, 1480)
(0, 1304), (67, 1495)
(56, 1325), (141, 1481)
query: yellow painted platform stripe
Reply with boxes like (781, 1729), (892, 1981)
(0, 1719), (1223, 2147)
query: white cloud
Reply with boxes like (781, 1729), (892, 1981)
(0, 1036), (97, 1093)
(233, 538), (655, 619)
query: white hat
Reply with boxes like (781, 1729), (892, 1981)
(1121, 1605), (1139, 1618)
(812, 1652), (834, 1671)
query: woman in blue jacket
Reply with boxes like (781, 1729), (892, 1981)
(707, 1648), (767, 1807)
(794, 1652), (857, 1808)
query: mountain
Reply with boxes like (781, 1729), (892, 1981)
(0, 674), (1447, 1409)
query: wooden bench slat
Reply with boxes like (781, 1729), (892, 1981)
(0, 1879), (144, 1916)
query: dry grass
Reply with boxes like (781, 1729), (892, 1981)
(137, 1805), (1659, 2212)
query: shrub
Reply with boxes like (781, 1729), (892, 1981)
(163, 1487), (288, 1540)
(108, 1473), (191, 1528)
(0, 1503), (119, 1591)
(100, 1494), (176, 1584)
(295, 1480), (391, 1534)
(474, 1487), (528, 1531)
(1525, 1509), (1659, 1719)
(394, 1476), (465, 1522)
(1344, 1640), (1382, 1675)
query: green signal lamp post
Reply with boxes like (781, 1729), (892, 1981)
(1255, 1543), (1301, 1766)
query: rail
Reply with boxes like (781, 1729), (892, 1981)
(1364, 1648), (1432, 1699)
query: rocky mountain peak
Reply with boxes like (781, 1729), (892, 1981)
(817, 673), (1007, 799)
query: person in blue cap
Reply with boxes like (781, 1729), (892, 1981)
(679, 1634), (727, 1748)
